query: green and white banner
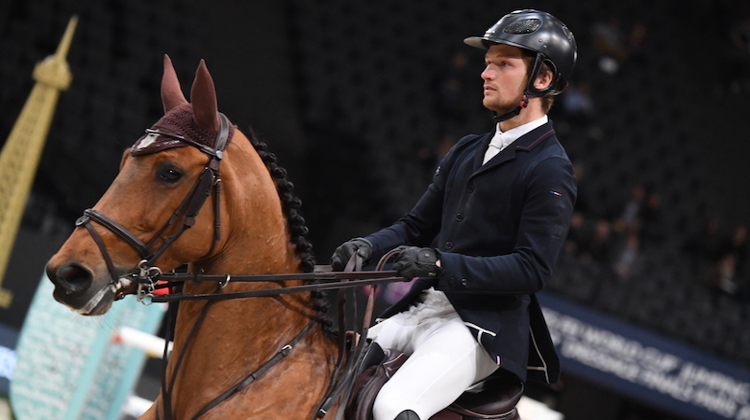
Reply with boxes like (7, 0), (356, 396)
(10, 274), (164, 420)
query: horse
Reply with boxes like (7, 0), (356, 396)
(46, 55), (341, 419)
(45, 56), (523, 420)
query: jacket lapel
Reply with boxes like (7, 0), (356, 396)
(471, 121), (556, 177)
(471, 132), (493, 170)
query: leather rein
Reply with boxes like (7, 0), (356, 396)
(74, 114), (406, 419)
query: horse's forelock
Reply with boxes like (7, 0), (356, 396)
(131, 104), (235, 156)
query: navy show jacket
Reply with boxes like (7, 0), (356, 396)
(365, 120), (576, 384)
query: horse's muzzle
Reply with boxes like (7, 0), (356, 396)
(46, 262), (115, 315)
(48, 262), (92, 295)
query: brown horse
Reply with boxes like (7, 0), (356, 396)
(45, 56), (340, 419)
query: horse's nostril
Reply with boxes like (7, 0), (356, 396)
(52, 263), (93, 295)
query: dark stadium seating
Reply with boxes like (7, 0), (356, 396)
(1, 0), (748, 377)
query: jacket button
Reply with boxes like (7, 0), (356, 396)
(461, 279), (467, 287)
(467, 183), (475, 193)
(449, 277), (456, 286)
(456, 214), (464, 221)
(445, 241), (453, 249)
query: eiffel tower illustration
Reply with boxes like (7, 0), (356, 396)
(0, 16), (78, 308)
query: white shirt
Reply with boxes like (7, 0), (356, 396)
(482, 115), (548, 165)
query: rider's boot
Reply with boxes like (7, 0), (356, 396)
(394, 410), (420, 420)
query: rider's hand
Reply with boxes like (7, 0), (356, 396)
(330, 238), (373, 271)
(392, 246), (444, 280)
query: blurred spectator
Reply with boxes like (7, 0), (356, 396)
(614, 184), (646, 234)
(560, 81), (596, 123)
(640, 191), (665, 247)
(720, 224), (749, 276)
(706, 253), (741, 296)
(613, 231), (643, 279)
(592, 17), (628, 74)
(626, 22), (648, 64)
(580, 219), (615, 265)
(565, 211), (587, 256)
(592, 18), (650, 74)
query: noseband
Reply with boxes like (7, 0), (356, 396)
(75, 113), (231, 296)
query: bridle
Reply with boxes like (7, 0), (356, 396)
(75, 113), (230, 298)
(73, 113), (407, 419)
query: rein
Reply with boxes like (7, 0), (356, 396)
(131, 266), (404, 304)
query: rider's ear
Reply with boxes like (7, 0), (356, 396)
(534, 66), (553, 91)
(161, 54), (188, 113)
(190, 60), (220, 132)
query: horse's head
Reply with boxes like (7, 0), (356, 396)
(45, 56), (258, 315)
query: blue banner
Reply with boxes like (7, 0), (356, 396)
(539, 293), (750, 420)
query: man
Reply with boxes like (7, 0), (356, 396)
(331, 9), (577, 420)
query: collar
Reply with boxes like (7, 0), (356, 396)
(488, 115), (548, 152)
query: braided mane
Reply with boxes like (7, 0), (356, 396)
(245, 129), (333, 328)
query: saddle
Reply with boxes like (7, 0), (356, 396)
(345, 343), (523, 420)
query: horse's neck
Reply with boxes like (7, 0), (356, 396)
(157, 142), (341, 418)
(174, 217), (309, 351)
(166, 242), (315, 413)
(166, 145), (320, 404)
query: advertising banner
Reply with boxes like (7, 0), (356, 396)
(540, 293), (750, 420)
(10, 275), (164, 420)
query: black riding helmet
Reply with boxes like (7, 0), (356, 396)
(464, 9), (577, 120)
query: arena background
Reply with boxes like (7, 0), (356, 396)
(1, 0), (750, 419)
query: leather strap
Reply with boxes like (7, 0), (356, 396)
(190, 319), (316, 419)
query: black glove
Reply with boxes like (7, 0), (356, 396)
(392, 246), (445, 279)
(330, 238), (373, 271)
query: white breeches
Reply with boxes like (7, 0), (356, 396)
(367, 288), (499, 420)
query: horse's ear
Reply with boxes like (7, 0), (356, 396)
(161, 54), (188, 112)
(190, 59), (220, 132)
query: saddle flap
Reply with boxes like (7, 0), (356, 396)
(346, 347), (409, 420)
(447, 372), (524, 418)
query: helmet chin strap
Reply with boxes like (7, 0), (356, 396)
(493, 93), (529, 123)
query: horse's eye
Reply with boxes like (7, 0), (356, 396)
(157, 164), (183, 183)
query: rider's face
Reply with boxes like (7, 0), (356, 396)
(480, 44), (528, 114)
